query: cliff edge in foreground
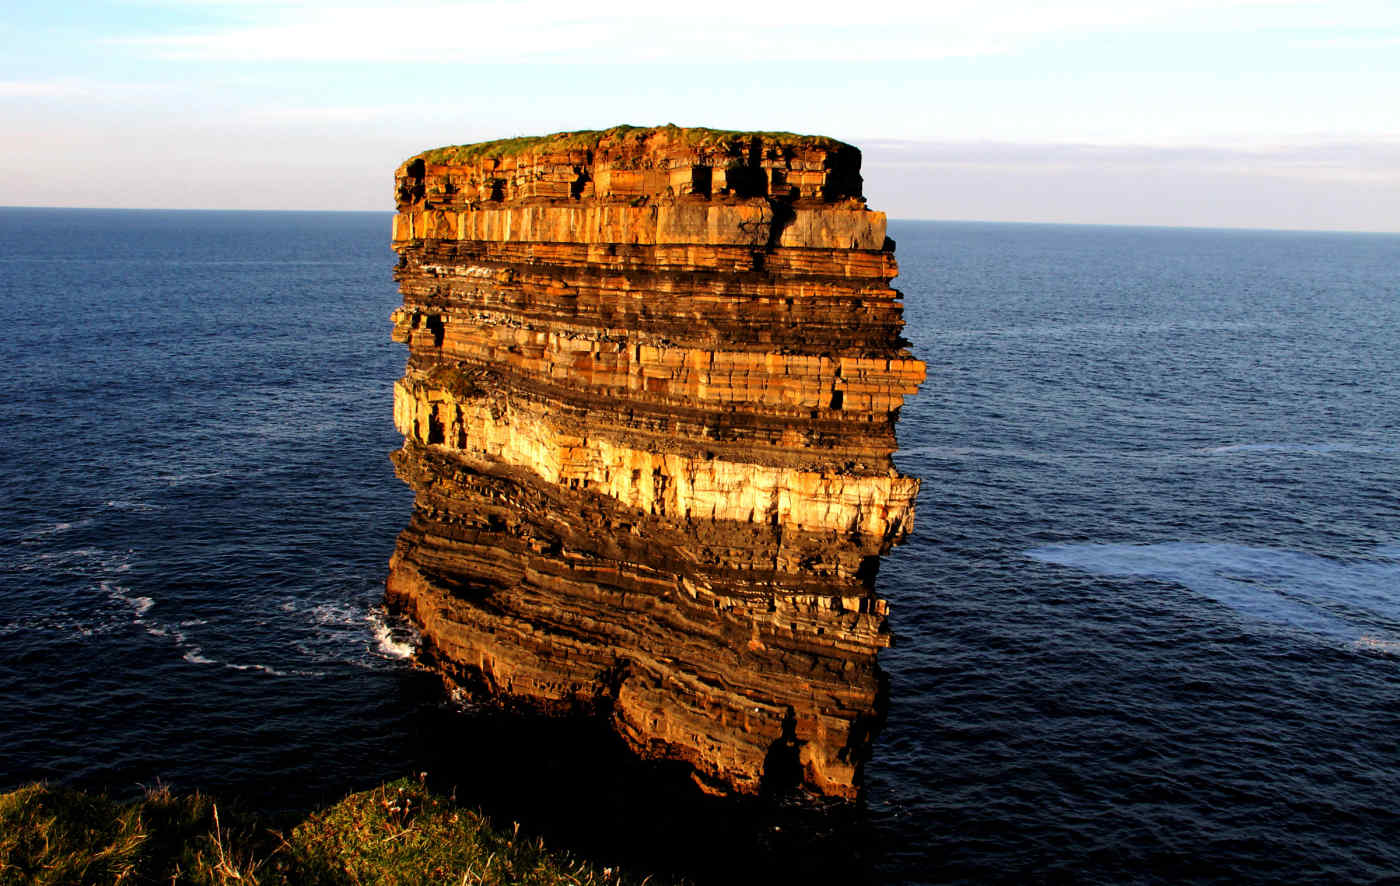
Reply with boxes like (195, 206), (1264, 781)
(385, 125), (925, 798)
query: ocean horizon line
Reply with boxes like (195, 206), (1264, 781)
(2, 204), (1397, 237)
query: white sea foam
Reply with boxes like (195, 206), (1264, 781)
(22, 519), (93, 540)
(310, 603), (360, 627)
(1202, 442), (1400, 456)
(18, 548), (105, 574)
(155, 470), (227, 485)
(36, 547), (102, 561)
(104, 499), (161, 512)
(101, 582), (296, 674)
(178, 641), (304, 676)
(158, 597), (413, 675)
(223, 661), (293, 677)
(19, 547), (131, 579)
(931, 319), (1267, 341)
(446, 685), (487, 713)
(1357, 635), (1400, 653)
(1026, 541), (1400, 652)
(899, 445), (1061, 462)
(104, 582), (155, 618)
(368, 609), (416, 660)
(2, 616), (122, 638)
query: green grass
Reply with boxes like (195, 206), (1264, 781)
(1, 778), (661, 885)
(415, 123), (848, 165)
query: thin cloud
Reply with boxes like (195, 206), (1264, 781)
(108, 0), (1349, 64)
(860, 138), (1400, 231)
(239, 103), (403, 123)
(0, 78), (177, 99)
(862, 139), (1400, 186)
(0, 80), (94, 98)
(1291, 34), (1400, 49)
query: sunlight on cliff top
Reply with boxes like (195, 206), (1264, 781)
(414, 123), (850, 166)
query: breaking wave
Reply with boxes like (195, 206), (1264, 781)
(368, 607), (417, 660)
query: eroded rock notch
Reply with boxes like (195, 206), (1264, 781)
(386, 125), (925, 799)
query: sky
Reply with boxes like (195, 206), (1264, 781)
(3, 0), (1399, 230)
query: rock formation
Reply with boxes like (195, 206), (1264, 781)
(385, 125), (924, 799)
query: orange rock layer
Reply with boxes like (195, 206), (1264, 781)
(385, 125), (925, 798)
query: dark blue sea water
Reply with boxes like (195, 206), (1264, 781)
(2, 208), (1398, 883)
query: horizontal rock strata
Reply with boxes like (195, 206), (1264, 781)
(385, 125), (924, 798)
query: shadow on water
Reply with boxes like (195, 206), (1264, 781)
(57, 662), (884, 885)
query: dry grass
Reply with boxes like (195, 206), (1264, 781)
(0, 781), (272, 885)
(1, 777), (665, 886)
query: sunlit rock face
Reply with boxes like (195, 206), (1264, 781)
(385, 125), (924, 799)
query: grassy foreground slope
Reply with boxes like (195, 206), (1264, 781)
(1, 777), (656, 885)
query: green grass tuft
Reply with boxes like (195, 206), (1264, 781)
(1, 778), (663, 885)
(291, 778), (638, 885)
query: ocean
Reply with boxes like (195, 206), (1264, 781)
(2, 207), (1397, 883)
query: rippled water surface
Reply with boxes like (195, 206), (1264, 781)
(2, 209), (1397, 883)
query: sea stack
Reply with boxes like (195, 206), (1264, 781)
(385, 125), (925, 798)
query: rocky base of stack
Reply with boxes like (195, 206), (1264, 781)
(385, 444), (891, 797)
(385, 126), (924, 799)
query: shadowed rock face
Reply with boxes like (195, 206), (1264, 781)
(385, 125), (925, 799)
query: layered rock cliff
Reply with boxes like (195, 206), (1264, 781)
(385, 125), (925, 799)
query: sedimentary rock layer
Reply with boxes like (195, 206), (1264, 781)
(385, 125), (924, 798)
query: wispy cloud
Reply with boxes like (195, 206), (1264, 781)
(0, 80), (91, 98)
(0, 78), (177, 99)
(108, 0), (1353, 64)
(238, 103), (401, 123)
(1291, 34), (1400, 49)
(863, 139), (1400, 186)
(860, 137), (1400, 231)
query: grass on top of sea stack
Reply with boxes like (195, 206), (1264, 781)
(415, 123), (845, 165)
(0, 777), (657, 885)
